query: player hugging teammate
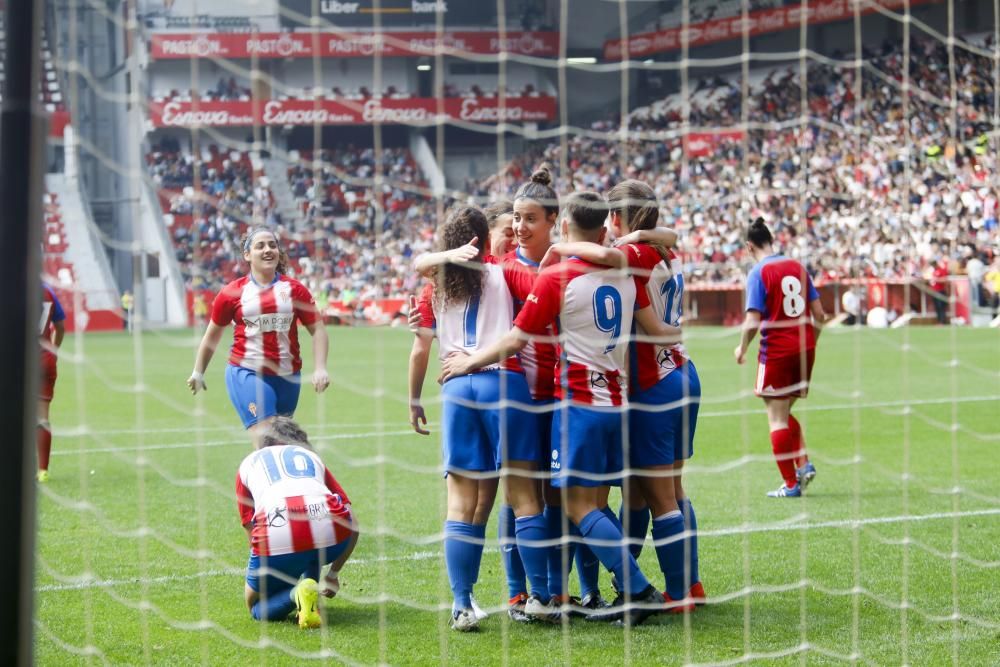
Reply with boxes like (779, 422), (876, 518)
(432, 176), (698, 628)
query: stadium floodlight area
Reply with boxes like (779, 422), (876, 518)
(29, 0), (1000, 664)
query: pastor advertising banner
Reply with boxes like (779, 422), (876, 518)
(148, 97), (558, 127)
(149, 31), (559, 59)
(604, 0), (938, 60)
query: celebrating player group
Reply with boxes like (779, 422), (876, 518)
(169, 167), (824, 631)
(407, 168), (826, 630)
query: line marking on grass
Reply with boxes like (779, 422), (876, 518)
(50, 395), (1000, 458)
(36, 509), (1000, 593)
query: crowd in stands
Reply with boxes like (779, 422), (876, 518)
(152, 34), (1000, 322)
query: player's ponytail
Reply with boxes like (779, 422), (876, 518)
(607, 179), (671, 260)
(746, 217), (774, 249)
(514, 164), (559, 218)
(435, 206), (489, 308)
(606, 179), (659, 233)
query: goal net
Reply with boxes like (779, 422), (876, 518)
(29, 0), (1000, 664)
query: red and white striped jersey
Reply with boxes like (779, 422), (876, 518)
(514, 258), (648, 406)
(211, 275), (320, 376)
(236, 445), (353, 557)
(623, 243), (690, 393)
(415, 256), (524, 374)
(502, 249), (558, 401)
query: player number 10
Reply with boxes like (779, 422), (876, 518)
(257, 447), (317, 483)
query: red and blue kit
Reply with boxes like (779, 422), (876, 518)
(622, 243), (690, 392)
(502, 248), (558, 402)
(236, 445), (353, 557)
(415, 256), (536, 470)
(514, 258), (649, 487)
(39, 283), (66, 402)
(745, 255), (820, 397)
(211, 274), (320, 376)
(622, 244), (701, 466)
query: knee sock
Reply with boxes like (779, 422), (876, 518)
(514, 513), (550, 600)
(788, 415), (808, 468)
(677, 497), (700, 587)
(251, 587), (295, 621)
(574, 525), (600, 597)
(651, 510), (686, 600)
(37, 421), (52, 471)
(770, 428), (799, 488)
(619, 503), (650, 561)
(500, 505), (527, 598)
(577, 509), (650, 596)
(444, 520), (484, 610)
(544, 505), (573, 598)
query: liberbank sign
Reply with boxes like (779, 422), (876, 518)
(279, 0), (485, 28)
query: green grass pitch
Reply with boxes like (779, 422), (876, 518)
(34, 325), (1000, 665)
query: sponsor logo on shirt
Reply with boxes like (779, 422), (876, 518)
(590, 371), (609, 388)
(243, 313), (294, 334)
(526, 294), (539, 304)
(306, 502), (330, 521)
(268, 506), (287, 527)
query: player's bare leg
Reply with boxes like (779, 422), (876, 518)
(446, 473), (480, 523)
(474, 477), (499, 524)
(249, 416), (277, 449)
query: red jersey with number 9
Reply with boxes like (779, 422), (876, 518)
(744, 255), (819, 362)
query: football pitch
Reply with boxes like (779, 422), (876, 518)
(34, 325), (1000, 665)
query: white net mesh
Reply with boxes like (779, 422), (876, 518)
(29, 0), (1000, 664)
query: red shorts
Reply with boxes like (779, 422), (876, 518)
(40, 350), (57, 402)
(754, 349), (815, 398)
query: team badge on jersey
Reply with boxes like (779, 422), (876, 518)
(248, 402), (257, 417)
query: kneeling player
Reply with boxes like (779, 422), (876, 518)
(237, 417), (358, 627)
(734, 219), (826, 497)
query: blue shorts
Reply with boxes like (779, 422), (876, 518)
(245, 541), (351, 594)
(225, 364), (301, 429)
(441, 370), (536, 474)
(550, 403), (625, 488)
(628, 361), (701, 467)
(533, 398), (555, 471)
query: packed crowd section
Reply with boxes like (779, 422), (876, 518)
(153, 34), (1000, 318)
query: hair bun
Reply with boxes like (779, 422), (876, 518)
(530, 166), (552, 187)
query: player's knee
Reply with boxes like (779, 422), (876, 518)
(244, 584), (258, 611)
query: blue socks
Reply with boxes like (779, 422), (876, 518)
(577, 509), (651, 596)
(444, 520), (486, 610)
(574, 526), (600, 597)
(500, 504), (527, 598)
(251, 586), (296, 621)
(620, 504), (651, 561)
(544, 505), (573, 597)
(651, 510), (686, 600)
(677, 497), (700, 587)
(514, 513), (551, 600)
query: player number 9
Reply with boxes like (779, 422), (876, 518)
(592, 285), (623, 354)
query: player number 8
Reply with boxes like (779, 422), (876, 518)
(781, 276), (805, 317)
